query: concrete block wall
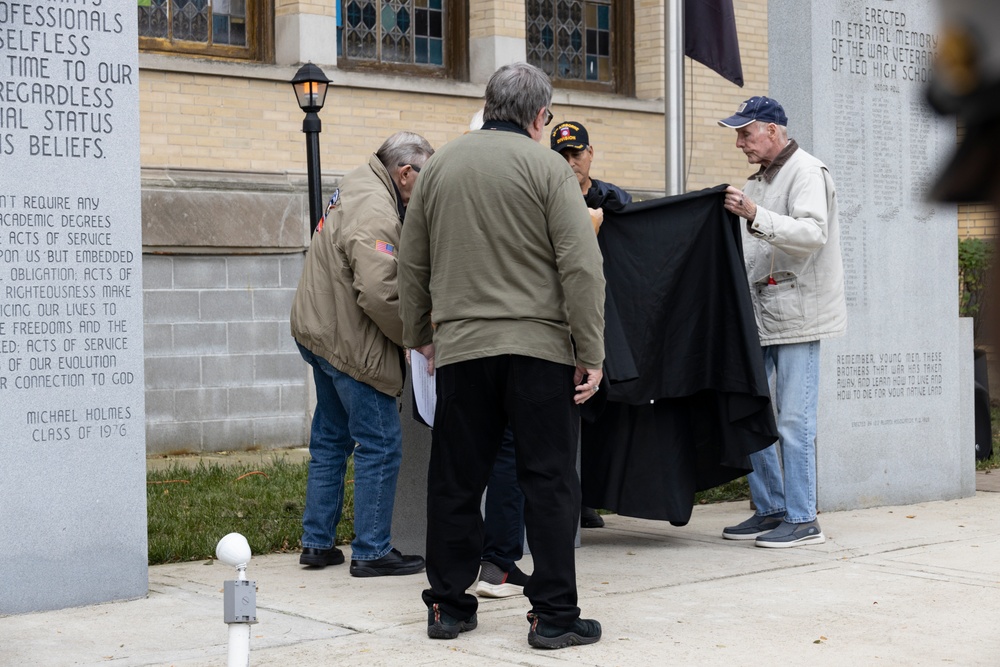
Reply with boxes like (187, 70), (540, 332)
(142, 253), (308, 454)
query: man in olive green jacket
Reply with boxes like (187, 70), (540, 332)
(290, 131), (432, 577)
(399, 63), (606, 649)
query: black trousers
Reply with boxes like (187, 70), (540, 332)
(421, 355), (581, 626)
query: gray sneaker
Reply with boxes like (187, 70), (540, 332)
(755, 519), (825, 548)
(722, 513), (785, 540)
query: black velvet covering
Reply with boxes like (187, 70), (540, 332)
(581, 185), (778, 524)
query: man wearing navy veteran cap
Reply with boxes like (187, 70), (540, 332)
(550, 121), (631, 235)
(550, 120), (631, 530)
(718, 96), (847, 549)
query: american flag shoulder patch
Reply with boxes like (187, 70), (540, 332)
(375, 239), (395, 256)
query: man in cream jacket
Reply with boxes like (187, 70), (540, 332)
(718, 96), (847, 548)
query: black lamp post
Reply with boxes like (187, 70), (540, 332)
(291, 63), (331, 235)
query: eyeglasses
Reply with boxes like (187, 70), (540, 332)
(399, 163), (421, 173)
(544, 107), (554, 126)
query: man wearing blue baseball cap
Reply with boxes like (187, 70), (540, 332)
(717, 96), (847, 548)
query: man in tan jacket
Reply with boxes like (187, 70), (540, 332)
(290, 131), (433, 576)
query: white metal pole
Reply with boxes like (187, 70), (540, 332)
(227, 564), (251, 667)
(665, 0), (685, 195)
(228, 624), (251, 667)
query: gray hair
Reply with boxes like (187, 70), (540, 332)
(753, 119), (788, 141)
(375, 131), (434, 172)
(483, 62), (552, 130)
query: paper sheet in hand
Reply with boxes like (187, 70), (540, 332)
(411, 350), (436, 427)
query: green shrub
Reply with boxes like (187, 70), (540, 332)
(959, 237), (993, 339)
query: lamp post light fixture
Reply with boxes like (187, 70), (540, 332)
(291, 62), (331, 235)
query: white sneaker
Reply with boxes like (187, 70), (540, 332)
(474, 561), (529, 598)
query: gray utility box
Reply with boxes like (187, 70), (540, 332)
(223, 580), (258, 624)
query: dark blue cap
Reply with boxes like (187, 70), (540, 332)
(718, 96), (788, 128)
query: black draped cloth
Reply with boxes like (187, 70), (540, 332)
(581, 185), (778, 524)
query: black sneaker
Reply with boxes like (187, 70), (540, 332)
(350, 548), (425, 577)
(581, 506), (605, 528)
(527, 612), (602, 649)
(299, 546), (345, 567)
(427, 603), (477, 639)
(475, 561), (530, 598)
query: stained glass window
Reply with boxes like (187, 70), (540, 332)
(527, 0), (613, 85)
(341, 0), (445, 66)
(212, 0), (248, 46)
(139, 0), (259, 59)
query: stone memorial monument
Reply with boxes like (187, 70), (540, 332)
(0, 0), (147, 613)
(392, 376), (430, 556)
(768, 0), (974, 510)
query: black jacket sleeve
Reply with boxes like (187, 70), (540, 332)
(585, 179), (633, 212)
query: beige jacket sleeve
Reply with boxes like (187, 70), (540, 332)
(344, 213), (405, 348)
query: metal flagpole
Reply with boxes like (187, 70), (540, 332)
(664, 0), (685, 196)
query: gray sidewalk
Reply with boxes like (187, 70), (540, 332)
(5, 484), (1000, 666)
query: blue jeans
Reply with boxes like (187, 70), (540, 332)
(297, 343), (402, 561)
(747, 340), (820, 524)
(482, 426), (525, 571)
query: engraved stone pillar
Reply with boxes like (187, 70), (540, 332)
(768, 0), (974, 510)
(0, 0), (148, 613)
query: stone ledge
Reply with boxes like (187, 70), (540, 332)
(141, 166), (342, 192)
(140, 168), (323, 250)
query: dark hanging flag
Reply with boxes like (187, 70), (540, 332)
(580, 186), (776, 524)
(684, 0), (744, 87)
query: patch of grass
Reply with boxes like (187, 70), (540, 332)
(150, 395), (1000, 565)
(694, 476), (751, 505)
(146, 457), (355, 565)
(146, 451), (752, 565)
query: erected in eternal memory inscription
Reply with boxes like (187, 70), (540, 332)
(827, 8), (939, 308)
(771, 0), (972, 512)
